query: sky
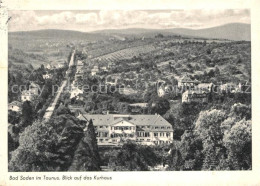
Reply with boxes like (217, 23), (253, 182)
(8, 9), (250, 32)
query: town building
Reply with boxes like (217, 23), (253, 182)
(158, 86), (165, 97)
(21, 82), (40, 102)
(43, 73), (53, 79)
(91, 66), (99, 76)
(77, 113), (174, 146)
(8, 101), (22, 112)
(75, 67), (84, 79)
(70, 86), (84, 99)
(100, 66), (108, 72)
(182, 90), (208, 103)
(21, 90), (37, 102)
(77, 60), (84, 66)
(46, 64), (55, 70)
(58, 62), (67, 68)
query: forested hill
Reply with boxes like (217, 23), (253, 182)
(92, 23), (251, 41)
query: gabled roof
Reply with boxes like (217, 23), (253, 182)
(183, 90), (208, 96)
(80, 114), (172, 127)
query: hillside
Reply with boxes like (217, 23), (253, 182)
(168, 23), (251, 41)
(9, 29), (108, 41)
(92, 23), (251, 41)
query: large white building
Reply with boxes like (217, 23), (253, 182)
(77, 113), (174, 146)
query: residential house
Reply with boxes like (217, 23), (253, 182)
(182, 90), (208, 103)
(100, 66), (108, 72)
(8, 101), (22, 112)
(58, 61), (67, 68)
(70, 87), (84, 99)
(75, 67), (84, 79)
(91, 66), (99, 76)
(77, 60), (84, 66)
(21, 82), (40, 102)
(46, 64), (55, 70)
(43, 73), (53, 79)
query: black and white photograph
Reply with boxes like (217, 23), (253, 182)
(6, 9), (252, 173)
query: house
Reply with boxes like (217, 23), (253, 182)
(70, 87), (84, 99)
(58, 62), (67, 68)
(77, 60), (84, 66)
(100, 66), (108, 72)
(91, 66), (99, 76)
(8, 101), (22, 112)
(77, 113), (174, 146)
(43, 73), (53, 79)
(182, 90), (208, 103)
(21, 82), (40, 102)
(46, 64), (55, 70)
(21, 90), (37, 102)
(157, 86), (165, 97)
(75, 68), (84, 79)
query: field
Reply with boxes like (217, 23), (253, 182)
(93, 44), (157, 63)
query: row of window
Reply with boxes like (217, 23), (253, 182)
(97, 138), (172, 144)
(96, 132), (172, 138)
(112, 126), (135, 130)
(154, 132), (171, 137)
(95, 125), (172, 130)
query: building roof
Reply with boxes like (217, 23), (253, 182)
(197, 83), (213, 89)
(129, 103), (148, 108)
(79, 114), (172, 127)
(183, 90), (208, 96)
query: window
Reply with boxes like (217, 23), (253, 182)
(161, 126), (165, 129)
(99, 126), (103, 129)
(154, 133), (158, 137)
(167, 126), (171, 129)
(155, 126), (159, 129)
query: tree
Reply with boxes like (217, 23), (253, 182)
(21, 101), (34, 128)
(223, 119), (251, 170)
(195, 109), (226, 170)
(150, 98), (170, 115)
(9, 112), (85, 171)
(115, 142), (158, 171)
(69, 119), (101, 171)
